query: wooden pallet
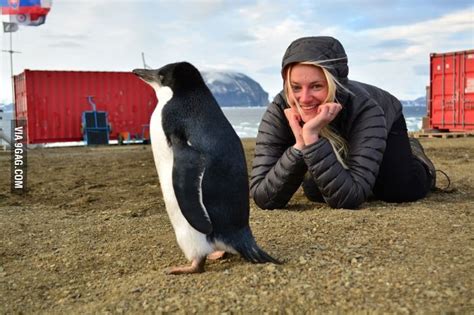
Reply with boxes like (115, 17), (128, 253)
(411, 131), (474, 139)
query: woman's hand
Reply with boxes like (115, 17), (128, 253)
(284, 108), (305, 150)
(302, 102), (342, 146)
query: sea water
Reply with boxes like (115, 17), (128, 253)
(222, 106), (424, 138)
(35, 106), (423, 147)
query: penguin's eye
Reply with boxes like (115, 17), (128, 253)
(159, 75), (164, 82)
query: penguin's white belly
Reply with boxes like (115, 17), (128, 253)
(149, 103), (214, 261)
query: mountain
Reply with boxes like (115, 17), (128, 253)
(400, 97), (427, 118)
(0, 103), (13, 112)
(400, 96), (426, 107)
(201, 71), (269, 107)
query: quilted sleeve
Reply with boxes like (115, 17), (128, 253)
(250, 101), (307, 209)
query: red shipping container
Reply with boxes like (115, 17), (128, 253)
(14, 70), (158, 144)
(429, 49), (474, 132)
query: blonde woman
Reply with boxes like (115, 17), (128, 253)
(250, 36), (436, 209)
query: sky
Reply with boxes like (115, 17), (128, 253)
(1, 0), (473, 104)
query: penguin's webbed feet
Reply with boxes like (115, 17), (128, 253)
(166, 257), (206, 275)
(207, 250), (227, 260)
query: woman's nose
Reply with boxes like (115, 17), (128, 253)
(299, 88), (311, 104)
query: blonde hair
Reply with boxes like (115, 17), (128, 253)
(284, 61), (349, 168)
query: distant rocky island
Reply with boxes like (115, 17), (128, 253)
(400, 96), (426, 107)
(201, 71), (269, 107)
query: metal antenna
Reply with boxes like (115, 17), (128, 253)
(141, 52), (151, 69)
(1, 22), (21, 121)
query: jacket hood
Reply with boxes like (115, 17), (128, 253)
(281, 36), (349, 81)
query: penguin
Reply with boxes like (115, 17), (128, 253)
(133, 62), (280, 274)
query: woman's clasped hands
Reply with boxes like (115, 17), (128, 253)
(284, 102), (342, 150)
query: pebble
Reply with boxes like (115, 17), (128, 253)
(424, 290), (438, 298)
(445, 288), (455, 297)
(131, 287), (143, 293)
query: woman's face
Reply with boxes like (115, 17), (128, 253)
(289, 64), (328, 122)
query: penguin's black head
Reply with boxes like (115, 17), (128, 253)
(133, 62), (206, 92)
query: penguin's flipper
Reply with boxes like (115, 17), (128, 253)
(171, 137), (212, 235)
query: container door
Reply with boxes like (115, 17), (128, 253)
(460, 52), (474, 131)
(435, 53), (458, 130)
(431, 54), (451, 130)
(430, 51), (474, 132)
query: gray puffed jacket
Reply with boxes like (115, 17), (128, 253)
(250, 36), (403, 209)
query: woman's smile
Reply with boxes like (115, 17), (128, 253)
(290, 64), (328, 122)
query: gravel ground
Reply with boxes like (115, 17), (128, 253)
(0, 137), (473, 313)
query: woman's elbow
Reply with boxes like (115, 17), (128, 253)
(326, 197), (363, 210)
(253, 196), (279, 210)
(252, 191), (287, 210)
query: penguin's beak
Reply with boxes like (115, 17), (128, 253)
(133, 68), (159, 84)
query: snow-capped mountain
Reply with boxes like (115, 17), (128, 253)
(400, 97), (427, 118)
(201, 71), (269, 107)
(0, 103), (13, 112)
(400, 96), (426, 107)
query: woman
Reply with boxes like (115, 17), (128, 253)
(250, 36), (436, 209)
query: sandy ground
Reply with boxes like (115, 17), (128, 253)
(0, 137), (473, 313)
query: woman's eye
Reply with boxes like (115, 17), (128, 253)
(291, 86), (301, 92)
(311, 84), (322, 90)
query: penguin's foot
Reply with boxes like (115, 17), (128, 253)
(166, 257), (206, 275)
(207, 250), (227, 260)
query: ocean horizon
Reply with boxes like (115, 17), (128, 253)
(0, 106), (425, 148)
(222, 106), (425, 138)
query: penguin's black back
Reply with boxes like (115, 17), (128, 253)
(159, 62), (250, 234)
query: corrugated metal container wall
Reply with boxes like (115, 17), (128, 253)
(429, 49), (474, 132)
(14, 70), (158, 144)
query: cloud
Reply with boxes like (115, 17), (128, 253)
(362, 7), (473, 46)
(227, 32), (258, 43)
(413, 64), (429, 76)
(48, 41), (85, 48)
(42, 33), (88, 49)
(257, 66), (281, 75)
(327, 6), (473, 99)
(44, 33), (88, 41)
(346, 7), (473, 66)
(311, 0), (473, 30)
(371, 39), (413, 49)
(167, 0), (248, 21)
